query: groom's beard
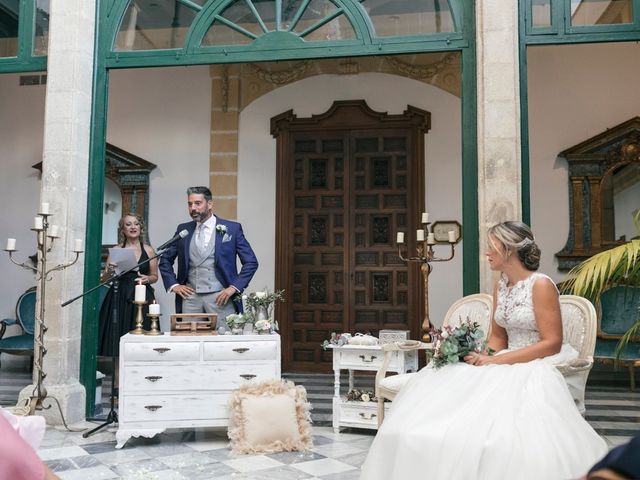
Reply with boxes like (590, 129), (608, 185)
(191, 210), (212, 223)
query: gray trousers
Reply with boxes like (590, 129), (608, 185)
(182, 291), (236, 331)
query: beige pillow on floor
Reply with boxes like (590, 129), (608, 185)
(228, 379), (313, 454)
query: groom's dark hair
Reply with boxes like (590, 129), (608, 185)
(187, 186), (212, 201)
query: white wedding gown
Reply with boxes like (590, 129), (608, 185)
(360, 273), (608, 480)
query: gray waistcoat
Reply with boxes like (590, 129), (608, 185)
(187, 232), (225, 293)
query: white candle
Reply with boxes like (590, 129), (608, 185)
(148, 301), (160, 315)
(73, 239), (83, 252)
(448, 230), (457, 243)
(396, 232), (405, 244)
(49, 225), (59, 238)
(39, 203), (50, 215)
(416, 229), (425, 241)
(5, 238), (16, 251)
(34, 216), (43, 230)
(421, 212), (429, 224)
(427, 233), (436, 245)
(135, 283), (146, 302)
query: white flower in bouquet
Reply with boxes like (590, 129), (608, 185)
(254, 319), (272, 332)
(255, 291), (267, 299)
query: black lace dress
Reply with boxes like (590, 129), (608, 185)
(98, 247), (155, 357)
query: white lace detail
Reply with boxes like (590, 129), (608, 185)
(494, 273), (554, 350)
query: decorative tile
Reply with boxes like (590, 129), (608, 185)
(157, 451), (221, 469)
(81, 441), (120, 454)
(222, 455), (286, 473)
(291, 458), (357, 477)
(112, 458), (169, 477)
(183, 438), (230, 452)
(266, 450), (326, 465)
(57, 465), (119, 480)
(45, 458), (77, 473)
(93, 447), (153, 466)
(69, 455), (104, 469)
(38, 445), (89, 461)
(311, 442), (367, 459)
(174, 462), (238, 479)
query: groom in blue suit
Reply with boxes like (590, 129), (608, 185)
(159, 186), (258, 324)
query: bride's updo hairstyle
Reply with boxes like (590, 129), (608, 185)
(488, 221), (541, 271)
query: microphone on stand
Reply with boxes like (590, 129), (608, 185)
(156, 229), (189, 251)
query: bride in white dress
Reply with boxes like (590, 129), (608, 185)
(360, 221), (608, 480)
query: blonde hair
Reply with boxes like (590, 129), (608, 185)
(488, 221), (541, 271)
(117, 213), (147, 247)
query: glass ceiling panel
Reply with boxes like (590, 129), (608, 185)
(115, 0), (205, 51)
(363, 0), (455, 37)
(570, 0), (632, 26)
(0, 0), (19, 57)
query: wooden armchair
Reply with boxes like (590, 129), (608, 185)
(556, 295), (598, 414)
(0, 288), (36, 368)
(375, 293), (493, 426)
(594, 285), (640, 389)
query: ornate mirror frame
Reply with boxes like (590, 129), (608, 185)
(556, 117), (640, 271)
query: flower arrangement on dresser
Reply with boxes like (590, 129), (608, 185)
(225, 313), (249, 334)
(242, 289), (285, 334)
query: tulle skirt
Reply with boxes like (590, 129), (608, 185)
(360, 346), (607, 480)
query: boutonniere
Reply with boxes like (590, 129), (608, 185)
(215, 224), (227, 235)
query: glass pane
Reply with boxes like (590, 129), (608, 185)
(0, 0), (19, 57)
(299, 13), (356, 40)
(114, 0), (205, 51)
(34, 0), (50, 56)
(282, 0), (306, 30)
(570, 0), (632, 25)
(292, 0), (340, 34)
(531, 0), (552, 28)
(202, 21), (254, 45)
(363, 0), (455, 37)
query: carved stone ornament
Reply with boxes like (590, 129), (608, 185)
(385, 53), (457, 80)
(248, 60), (311, 86)
(556, 117), (640, 270)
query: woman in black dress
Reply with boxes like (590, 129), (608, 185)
(98, 213), (158, 359)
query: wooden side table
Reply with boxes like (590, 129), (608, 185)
(330, 344), (418, 432)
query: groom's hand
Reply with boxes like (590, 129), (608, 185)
(173, 285), (194, 299)
(215, 286), (237, 306)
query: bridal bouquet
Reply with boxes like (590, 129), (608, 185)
(429, 318), (486, 369)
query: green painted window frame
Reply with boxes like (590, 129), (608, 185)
(0, 0), (46, 73)
(81, 0), (479, 415)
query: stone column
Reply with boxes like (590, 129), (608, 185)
(476, 1), (522, 291)
(19, 0), (97, 425)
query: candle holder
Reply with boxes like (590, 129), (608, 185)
(145, 313), (162, 336)
(4, 210), (82, 430)
(398, 218), (459, 342)
(130, 300), (147, 335)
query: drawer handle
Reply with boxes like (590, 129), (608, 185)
(359, 412), (376, 420)
(144, 405), (163, 412)
(153, 347), (171, 354)
(233, 348), (250, 353)
(359, 354), (377, 363)
(144, 376), (163, 383)
(240, 374), (256, 380)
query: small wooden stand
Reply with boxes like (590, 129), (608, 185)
(170, 313), (217, 335)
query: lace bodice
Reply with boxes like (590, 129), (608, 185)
(494, 272), (554, 350)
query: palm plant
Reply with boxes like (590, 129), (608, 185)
(562, 211), (640, 359)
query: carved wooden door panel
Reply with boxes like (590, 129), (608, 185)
(272, 101), (430, 372)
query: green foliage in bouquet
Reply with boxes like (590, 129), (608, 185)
(429, 318), (487, 369)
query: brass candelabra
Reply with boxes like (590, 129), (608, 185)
(4, 205), (83, 429)
(397, 215), (459, 342)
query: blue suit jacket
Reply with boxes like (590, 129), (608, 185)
(158, 217), (258, 313)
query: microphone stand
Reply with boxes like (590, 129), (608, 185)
(62, 247), (170, 438)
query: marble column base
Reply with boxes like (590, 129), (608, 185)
(18, 382), (86, 425)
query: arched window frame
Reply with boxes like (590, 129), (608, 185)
(0, 1), (47, 73)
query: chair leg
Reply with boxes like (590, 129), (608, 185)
(377, 398), (385, 428)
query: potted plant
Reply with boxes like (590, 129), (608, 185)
(563, 211), (640, 359)
(226, 313), (248, 335)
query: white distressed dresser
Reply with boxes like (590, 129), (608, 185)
(116, 333), (281, 448)
(331, 344), (418, 432)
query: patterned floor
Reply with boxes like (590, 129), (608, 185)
(0, 364), (638, 479)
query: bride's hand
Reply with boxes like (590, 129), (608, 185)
(464, 352), (495, 366)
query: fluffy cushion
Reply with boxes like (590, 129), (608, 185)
(228, 379), (313, 454)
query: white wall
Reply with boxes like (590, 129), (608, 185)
(0, 74), (46, 366)
(237, 73), (462, 326)
(528, 42), (640, 281)
(107, 66), (212, 329)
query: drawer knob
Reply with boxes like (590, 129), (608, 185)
(144, 405), (163, 412)
(233, 347), (250, 353)
(359, 354), (377, 363)
(240, 374), (257, 380)
(144, 376), (163, 383)
(359, 412), (376, 420)
(153, 347), (171, 354)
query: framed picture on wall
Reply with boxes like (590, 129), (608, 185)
(432, 221), (462, 244)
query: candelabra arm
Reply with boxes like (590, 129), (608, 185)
(430, 244), (456, 263)
(46, 252), (81, 278)
(5, 251), (38, 273)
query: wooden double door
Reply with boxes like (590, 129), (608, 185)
(272, 101), (430, 372)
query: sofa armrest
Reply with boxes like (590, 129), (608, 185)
(375, 341), (432, 396)
(0, 318), (17, 339)
(555, 357), (594, 375)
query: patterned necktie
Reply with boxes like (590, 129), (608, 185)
(196, 224), (206, 252)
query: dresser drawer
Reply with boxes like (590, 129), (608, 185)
(338, 400), (387, 428)
(122, 342), (200, 362)
(123, 363), (278, 392)
(121, 393), (229, 422)
(203, 341), (277, 361)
